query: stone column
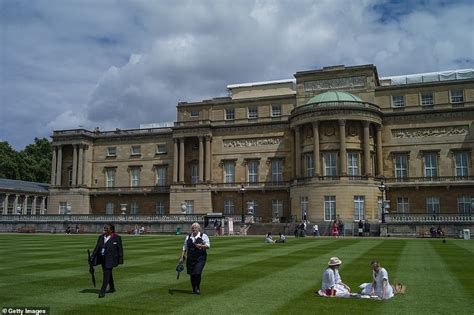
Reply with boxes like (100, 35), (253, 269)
(294, 127), (301, 178)
(32, 196), (37, 215)
(41, 197), (46, 215)
(205, 136), (211, 182)
(339, 120), (347, 176)
(51, 146), (57, 185)
(56, 145), (62, 186)
(3, 194), (8, 215)
(198, 136), (204, 183)
(72, 144), (78, 186)
(312, 122), (320, 176)
(23, 195), (28, 215)
(173, 139), (179, 183)
(77, 145), (84, 186)
(376, 125), (383, 177)
(179, 138), (185, 183)
(363, 121), (371, 176)
(13, 194), (19, 215)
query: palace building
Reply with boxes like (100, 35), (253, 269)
(47, 64), (474, 226)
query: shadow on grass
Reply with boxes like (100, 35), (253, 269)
(168, 289), (194, 295)
(80, 288), (100, 294)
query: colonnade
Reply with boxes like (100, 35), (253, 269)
(1, 193), (47, 215)
(173, 136), (212, 183)
(51, 144), (87, 186)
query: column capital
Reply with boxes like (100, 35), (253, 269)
(338, 119), (346, 126)
(312, 121), (319, 128)
(362, 120), (371, 128)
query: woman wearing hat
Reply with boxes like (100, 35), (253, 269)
(178, 222), (210, 295)
(320, 257), (351, 297)
(360, 260), (394, 299)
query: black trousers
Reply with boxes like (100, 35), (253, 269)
(99, 265), (115, 294)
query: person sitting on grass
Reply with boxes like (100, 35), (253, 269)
(265, 232), (275, 243)
(275, 232), (286, 243)
(360, 260), (394, 299)
(318, 257), (351, 297)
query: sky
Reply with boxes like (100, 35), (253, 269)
(1, 0), (473, 150)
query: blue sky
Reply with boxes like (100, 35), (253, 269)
(1, 0), (473, 150)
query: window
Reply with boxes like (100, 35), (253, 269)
(247, 200), (259, 215)
(421, 92), (434, 106)
(106, 169), (116, 188)
(300, 196), (308, 219)
(271, 105), (282, 117)
(130, 201), (139, 215)
(457, 196), (471, 214)
(155, 166), (167, 186)
(451, 89), (464, 103)
(305, 154), (314, 177)
(224, 161), (235, 184)
(131, 146), (141, 155)
(185, 200), (194, 214)
(454, 152), (469, 177)
(191, 164), (199, 184)
(106, 202), (114, 215)
(248, 160), (259, 184)
(392, 95), (405, 108)
(272, 200), (283, 218)
(248, 107), (258, 119)
(131, 168), (140, 187)
(394, 154), (408, 181)
(107, 147), (117, 157)
(397, 197), (409, 213)
(225, 108), (235, 120)
(424, 153), (438, 178)
(348, 153), (359, 177)
(156, 145), (167, 154)
(224, 199), (235, 215)
(272, 160), (283, 183)
(156, 201), (165, 215)
(354, 196), (365, 221)
(323, 152), (337, 177)
(426, 197), (440, 215)
(59, 202), (67, 215)
(190, 110), (200, 118)
(324, 196), (336, 221)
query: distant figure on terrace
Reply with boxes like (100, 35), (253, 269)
(332, 221), (339, 237)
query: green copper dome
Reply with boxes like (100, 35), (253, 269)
(306, 91), (363, 104)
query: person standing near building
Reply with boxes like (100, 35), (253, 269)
(179, 222), (210, 295)
(90, 224), (124, 298)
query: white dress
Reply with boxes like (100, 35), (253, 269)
(321, 268), (350, 297)
(361, 267), (394, 299)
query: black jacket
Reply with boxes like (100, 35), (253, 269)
(91, 233), (124, 269)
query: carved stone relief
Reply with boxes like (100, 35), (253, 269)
(391, 126), (468, 139)
(304, 76), (366, 91)
(223, 137), (283, 148)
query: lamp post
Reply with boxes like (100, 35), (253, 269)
(378, 180), (386, 223)
(239, 184), (246, 223)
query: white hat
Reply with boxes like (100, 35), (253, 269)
(328, 257), (342, 266)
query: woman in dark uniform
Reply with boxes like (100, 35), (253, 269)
(178, 222), (210, 295)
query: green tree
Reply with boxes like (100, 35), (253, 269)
(0, 141), (21, 179)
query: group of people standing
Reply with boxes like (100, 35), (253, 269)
(320, 257), (394, 299)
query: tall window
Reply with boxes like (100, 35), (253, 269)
(424, 153), (438, 178)
(300, 196), (308, 219)
(106, 202), (114, 215)
(248, 107), (258, 119)
(156, 201), (165, 214)
(247, 200), (259, 215)
(450, 89), (464, 103)
(248, 161), (259, 184)
(185, 200), (194, 214)
(106, 169), (116, 188)
(397, 197), (409, 213)
(191, 164), (199, 184)
(354, 196), (365, 221)
(225, 108), (235, 120)
(131, 168), (140, 187)
(394, 154), (408, 181)
(305, 154), (314, 177)
(458, 196), (471, 214)
(271, 105), (282, 117)
(324, 196), (336, 221)
(347, 153), (359, 177)
(224, 161), (235, 184)
(130, 201), (139, 215)
(272, 160), (283, 183)
(59, 202), (67, 215)
(272, 200), (283, 218)
(323, 152), (337, 177)
(392, 95), (405, 108)
(421, 92), (434, 106)
(426, 197), (440, 215)
(156, 166), (167, 186)
(224, 199), (235, 215)
(454, 152), (469, 177)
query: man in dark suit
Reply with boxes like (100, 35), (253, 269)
(90, 224), (124, 298)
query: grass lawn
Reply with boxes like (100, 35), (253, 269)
(0, 234), (473, 315)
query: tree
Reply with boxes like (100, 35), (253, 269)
(0, 141), (21, 179)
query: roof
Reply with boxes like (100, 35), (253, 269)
(306, 91), (364, 104)
(380, 69), (474, 86)
(227, 79), (296, 89)
(0, 178), (49, 194)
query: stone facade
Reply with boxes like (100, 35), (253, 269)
(47, 64), (473, 224)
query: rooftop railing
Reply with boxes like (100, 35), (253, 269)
(385, 213), (472, 224)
